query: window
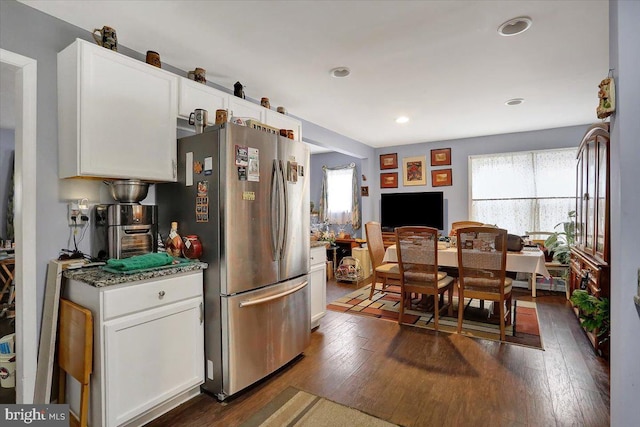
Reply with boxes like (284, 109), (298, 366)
(470, 148), (577, 235)
(319, 164), (360, 229)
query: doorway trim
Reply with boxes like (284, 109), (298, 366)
(0, 48), (37, 404)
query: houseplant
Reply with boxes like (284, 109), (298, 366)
(544, 210), (576, 265)
(570, 289), (610, 349)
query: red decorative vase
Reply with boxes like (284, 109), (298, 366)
(182, 235), (203, 260)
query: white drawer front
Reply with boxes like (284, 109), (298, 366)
(103, 272), (203, 320)
(310, 246), (326, 267)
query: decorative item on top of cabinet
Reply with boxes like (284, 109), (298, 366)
(57, 39), (178, 181)
(187, 67), (206, 84)
(234, 81), (245, 99)
(92, 25), (117, 51)
(260, 97), (270, 109)
(145, 50), (161, 68)
(277, 106), (287, 115)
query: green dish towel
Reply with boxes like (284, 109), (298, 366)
(106, 252), (174, 272)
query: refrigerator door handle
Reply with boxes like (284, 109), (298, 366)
(270, 160), (279, 260)
(238, 281), (308, 308)
(278, 160), (288, 258)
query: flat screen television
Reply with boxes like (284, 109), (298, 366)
(381, 191), (444, 231)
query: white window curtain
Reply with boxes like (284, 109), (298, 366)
(470, 148), (577, 235)
(319, 164), (360, 229)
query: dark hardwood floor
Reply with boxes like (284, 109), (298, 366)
(146, 278), (610, 427)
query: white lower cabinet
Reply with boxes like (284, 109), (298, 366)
(309, 246), (327, 329)
(64, 271), (204, 427)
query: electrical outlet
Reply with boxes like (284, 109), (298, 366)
(68, 202), (86, 226)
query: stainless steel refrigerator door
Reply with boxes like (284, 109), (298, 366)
(221, 125), (280, 295)
(278, 136), (311, 281)
(220, 277), (310, 398)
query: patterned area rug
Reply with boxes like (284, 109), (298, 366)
(240, 387), (398, 427)
(328, 283), (543, 350)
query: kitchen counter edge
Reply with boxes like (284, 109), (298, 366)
(63, 261), (208, 287)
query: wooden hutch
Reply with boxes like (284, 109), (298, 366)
(569, 123), (610, 355)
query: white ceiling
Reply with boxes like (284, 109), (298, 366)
(14, 1), (609, 149)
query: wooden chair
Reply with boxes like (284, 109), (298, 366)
(449, 221), (483, 237)
(456, 226), (512, 341)
(0, 258), (15, 303)
(58, 298), (93, 427)
(365, 221), (401, 300)
(395, 227), (454, 329)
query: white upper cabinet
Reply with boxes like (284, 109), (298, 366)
(265, 109), (302, 141)
(228, 95), (265, 122)
(178, 79), (227, 125)
(58, 39), (178, 181)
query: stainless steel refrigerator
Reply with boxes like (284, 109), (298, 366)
(157, 123), (310, 400)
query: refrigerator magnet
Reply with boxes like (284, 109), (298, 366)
(193, 161), (203, 174)
(287, 161), (298, 183)
(204, 157), (213, 176)
(235, 145), (248, 166)
(197, 181), (208, 197)
(237, 166), (247, 181)
(248, 148), (259, 182)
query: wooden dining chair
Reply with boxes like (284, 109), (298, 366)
(58, 298), (93, 427)
(456, 226), (512, 341)
(365, 221), (401, 300)
(449, 221), (484, 237)
(395, 227), (454, 329)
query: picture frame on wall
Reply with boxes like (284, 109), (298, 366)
(431, 168), (453, 187)
(379, 153), (398, 170)
(380, 172), (398, 188)
(402, 155), (427, 186)
(430, 148), (451, 166)
(361, 186), (369, 196)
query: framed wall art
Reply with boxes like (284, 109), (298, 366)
(430, 148), (451, 166)
(402, 155), (427, 186)
(380, 172), (398, 188)
(379, 153), (398, 170)
(431, 169), (452, 187)
(361, 186), (369, 197)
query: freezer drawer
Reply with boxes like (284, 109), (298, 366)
(221, 276), (310, 398)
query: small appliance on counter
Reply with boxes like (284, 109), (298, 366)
(92, 204), (158, 260)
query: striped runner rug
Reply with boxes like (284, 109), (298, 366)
(240, 387), (398, 427)
(328, 283), (544, 350)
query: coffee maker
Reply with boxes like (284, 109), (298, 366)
(92, 204), (158, 260)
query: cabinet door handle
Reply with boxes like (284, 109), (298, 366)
(172, 159), (177, 179)
(199, 302), (204, 325)
(158, 290), (166, 298)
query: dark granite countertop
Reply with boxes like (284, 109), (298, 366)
(63, 261), (208, 288)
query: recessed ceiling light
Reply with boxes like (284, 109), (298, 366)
(505, 98), (525, 106)
(498, 16), (532, 36)
(395, 116), (410, 124)
(330, 67), (351, 78)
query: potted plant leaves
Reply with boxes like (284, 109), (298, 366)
(544, 210), (577, 265)
(570, 289), (610, 355)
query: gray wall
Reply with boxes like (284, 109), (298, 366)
(609, 1), (640, 424)
(0, 128), (14, 240)
(371, 124), (589, 233)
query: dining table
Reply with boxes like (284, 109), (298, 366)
(383, 244), (551, 297)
